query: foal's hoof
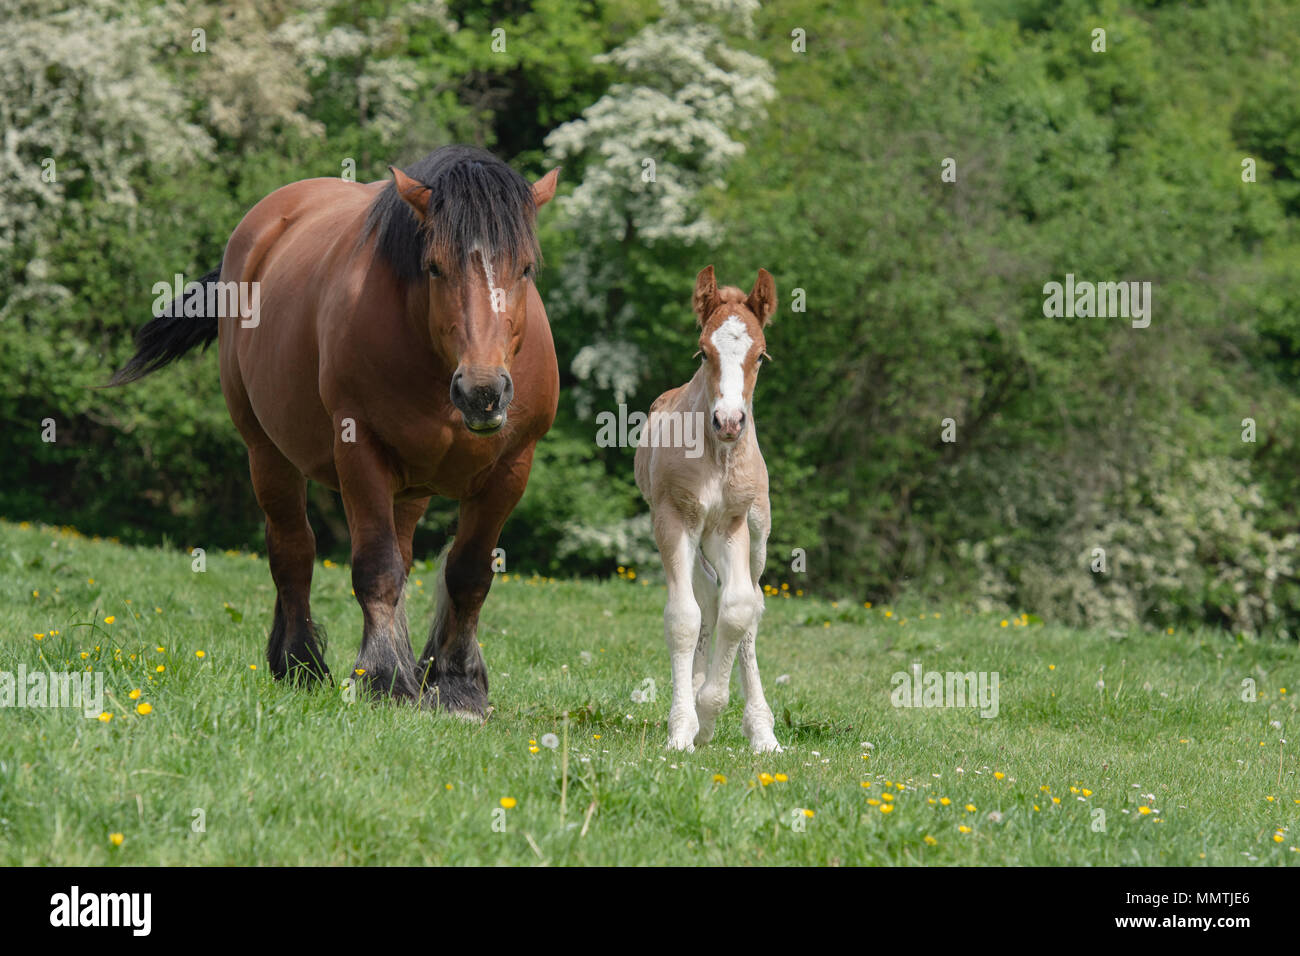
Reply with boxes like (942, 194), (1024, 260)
(749, 736), (784, 754)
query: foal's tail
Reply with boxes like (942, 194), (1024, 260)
(107, 263), (223, 386)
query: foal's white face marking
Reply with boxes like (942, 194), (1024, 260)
(710, 314), (753, 424)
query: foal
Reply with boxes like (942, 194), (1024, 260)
(634, 266), (781, 753)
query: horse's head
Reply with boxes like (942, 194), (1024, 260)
(692, 266), (776, 444)
(386, 149), (559, 435)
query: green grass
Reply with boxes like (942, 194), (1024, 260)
(1, 517), (1296, 865)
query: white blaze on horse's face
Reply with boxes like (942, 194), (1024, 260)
(710, 315), (752, 441)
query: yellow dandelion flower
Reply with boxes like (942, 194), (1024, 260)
(104, 615), (115, 624)
(958, 825), (971, 834)
(627, 571), (636, 580)
(713, 774), (727, 784)
(882, 793), (895, 802)
(196, 650), (205, 658)
(248, 664), (257, 670)
(939, 797), (951, 806)
(528, 746), (539, 754)
(802, 809), (814, 818)
(155, 665), (164, 673)
(33, 633), (43, 641)
(999, 619), (1008, 627)
(80, 652), (89, 660)
(1274, 833), (1285, 843)
(499, 797), (517, 809)
(860, 781), (872, 788)
(796, 589), (803, 596)
(109, 833), (124, 847)
(964, 804), (976, 812)
(867, 798), (881, 806)
(155, 607), (162, 613)
(758, 773), (774, 786)
(98, 712), (112, 723)
(884, 610), (892, 618)
(1048, 664), (1055, 671)
(1082, 788), (1092, 797)
(923, 835), (937, 846)
(354, 668), (366, 675)
(445, 783), (453, 791)
(1138, 806), (1151, 815)
(774, 773), (788, 782)
(136, 702), (152, 716)
(880, 803), (893, 814)
(994, 772), (1004, 780)
(128, 689), (141, 700)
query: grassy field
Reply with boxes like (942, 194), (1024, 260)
(1, 517), (1296, 866)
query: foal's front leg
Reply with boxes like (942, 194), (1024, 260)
(656, 512), (702, 751)
(336, 428), (420, 700)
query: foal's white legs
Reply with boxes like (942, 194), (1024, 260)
(738, 503), (780, 752)
(694, 517), (766, 749)
(691, 553), (718, 696)
(657, 515), (702, 751)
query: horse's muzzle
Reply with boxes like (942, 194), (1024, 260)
(451, 367), (513, 434)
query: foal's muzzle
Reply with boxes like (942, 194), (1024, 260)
(451, 367), (513, 434)
(713, 409), (746, 442)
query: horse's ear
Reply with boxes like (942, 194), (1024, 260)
(532, 167), (561, 209)
(389, 166), (431, 223)
(746, 268), (777, 326)
(693, 265), (718, 326)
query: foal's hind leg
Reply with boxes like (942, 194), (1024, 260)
(248, 443), (329, 684)
(336, 427), (420, 700)
(691, 548), (719, 696)
(737, 500), (780, 752)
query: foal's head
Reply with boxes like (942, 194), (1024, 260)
(692, 266), (777, 444)
(374, 146), (559, 434)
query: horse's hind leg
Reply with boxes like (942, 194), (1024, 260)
(248, 442), (329, 684)
(336, 428), (420, 700)
(417, 449), (533, 718)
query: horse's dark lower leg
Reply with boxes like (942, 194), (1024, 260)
(250, 446), (329, 685)
(417, 544), (492, 716)
(337, 430), (419, 700)
(417, 454), (531, 717)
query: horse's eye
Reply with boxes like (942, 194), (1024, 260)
(427, 262), (441, 279)
(522, 263), (535, 280)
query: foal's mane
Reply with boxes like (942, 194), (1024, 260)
(362, 145), (541, 282)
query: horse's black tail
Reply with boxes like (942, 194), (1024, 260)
(107, 263), (224, 386)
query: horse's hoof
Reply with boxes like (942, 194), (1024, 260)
(749, 737), (783, 754)
(419, 677), (488, 718)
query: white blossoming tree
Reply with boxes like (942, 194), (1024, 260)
(544, 0), (775, 412)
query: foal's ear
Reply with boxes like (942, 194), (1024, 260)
(693, 265), (718, 326)
(746, 268), (777, 326)
(389, 166), (431, 224)
(532, 167), (561, 209)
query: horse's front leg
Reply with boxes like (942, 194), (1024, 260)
(417, 449), (534, 718)
(336, 427), (420, 700)
(655, 511), (702, 751)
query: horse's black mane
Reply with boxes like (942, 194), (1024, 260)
(363, 145), (540, 282)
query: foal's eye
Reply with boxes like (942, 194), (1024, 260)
(427, 262), (441, 279)
(522, 263), (535, 280)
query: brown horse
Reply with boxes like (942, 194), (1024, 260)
(111, 145), (560, 717)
